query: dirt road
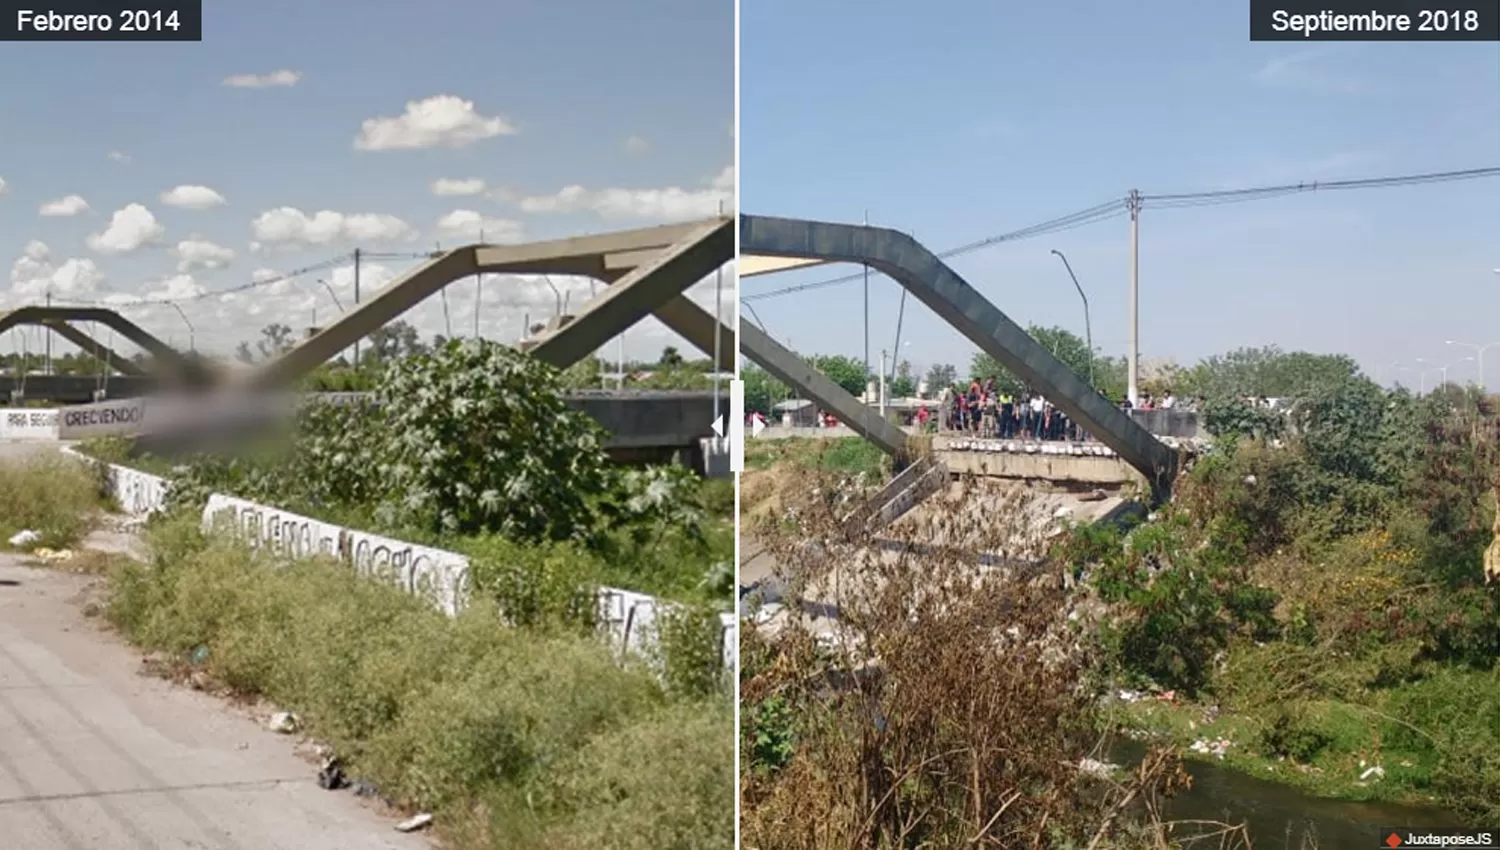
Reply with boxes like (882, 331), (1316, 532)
(0, 441), (433, 849)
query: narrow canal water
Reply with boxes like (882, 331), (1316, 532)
(1112, 740), (1466, 848)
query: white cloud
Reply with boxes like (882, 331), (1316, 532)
(145, 273), (204, 301)
(107, 151), (131, 164)
(223, 69), (301, 88)
(251, 207), (414, 246)
(324, 261), (397, 295)
(513, 165), (735, 221)
(0, 177), (7, 196)
(160, 184), (227, 209)
(1253, 47), (1367, 95)
(175, 238), (235, 272)
(86, 204), (165, 254)
(430, 178), (488, 197)
(354, 95), (515, 151)
(8, 240), (106, 303)
(623, 135), (651, 155)
(39, 195), (90, 217)
(436, 210), (524, 243)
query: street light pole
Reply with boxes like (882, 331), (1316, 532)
(1446, 340), (1500, 389)
(1049, 249), (1093, 388)
(168, 302), (195, 352)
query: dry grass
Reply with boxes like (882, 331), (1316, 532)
(739, 454), (1221, 849)
(0, 452), (103, 550)
(108, 513), (732, 850)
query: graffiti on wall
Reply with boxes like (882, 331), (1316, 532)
(56, 449), (734, 668)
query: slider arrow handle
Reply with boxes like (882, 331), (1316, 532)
(711, 416), (724, 438)
(730, 380), (745, 473)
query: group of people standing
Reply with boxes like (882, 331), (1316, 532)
(936, 378), (1088, 442)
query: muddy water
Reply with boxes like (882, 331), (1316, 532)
(1111, 740), (1466, 848)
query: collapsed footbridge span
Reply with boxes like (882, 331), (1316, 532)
(739, 215), (1181, 528)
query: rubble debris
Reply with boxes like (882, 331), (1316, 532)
(8, 529), (40, 548)
(1078, 757), (1118, 778)
(351, 779), (381, 798)
(394, 813), (434, 833)
(1189, 737), (1232, 759)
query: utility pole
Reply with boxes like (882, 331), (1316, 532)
(863, 210), (871, 386)
(44, 289), (52, 376)
(352, 249), (362, 368)
(1126, 189), (1142, 406)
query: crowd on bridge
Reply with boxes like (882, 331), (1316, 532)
(930, 378), (1200, 442)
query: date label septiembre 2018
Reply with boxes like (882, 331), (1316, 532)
(4, 2), (203, 41)
(1249, 0), (1499, 41)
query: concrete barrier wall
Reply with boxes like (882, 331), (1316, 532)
(1126, 409), (1204, 439)
(0, 408), (61, 440)
(58, 447), (735, 670)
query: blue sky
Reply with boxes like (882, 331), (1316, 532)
(0, 0), (733, 361)
(740, 0), (1500, 391)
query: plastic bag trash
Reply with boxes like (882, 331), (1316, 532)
(8, 530), (40, 548)
(394, 813), (433, 833)
(267, 711), (299, 733)
(190, 645), (209, 666)
(351, 779), (381, 798)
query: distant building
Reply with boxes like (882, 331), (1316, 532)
(772, 398), (817, 427)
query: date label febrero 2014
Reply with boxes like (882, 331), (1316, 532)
(1249, 0), (1499, 41)
(5, 3), (203, 41)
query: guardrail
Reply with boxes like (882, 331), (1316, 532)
(57, 446), (736, 670)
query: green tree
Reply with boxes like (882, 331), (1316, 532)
(741, 365), (787, 415)
(362, 320), (426, 366)
(255, 323), (293, 360)
(658, 346), (685, 368)
(924, 362), (957, 391)
(969, 325), (1100, 396)
(891, 360), (916, 397)
(376, 339), (613, 541)
(632, 367), (713, 390)
(807, 354), (867, 397)
(558, 355), (604, 390)
(1176, 346), (1362, 400)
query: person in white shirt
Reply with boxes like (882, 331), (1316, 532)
(1161, 392), (1176, 410)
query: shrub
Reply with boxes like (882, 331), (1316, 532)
(0, 453), (102, 549)
(375, 339), (613, 541)
(107, 514), (730, 850)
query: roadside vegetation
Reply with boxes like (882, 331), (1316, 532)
(0, 451), (105, 550)
(109, 513), (730, 850)
(1082, 374), (1500, 825)
(81, 338), (734, 607)
(741, 343), (1498, 846)
(38, 336), (737, 848)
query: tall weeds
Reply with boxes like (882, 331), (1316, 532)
(740, 470), (1198, 849)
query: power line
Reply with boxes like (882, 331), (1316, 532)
(50, 254), (354, 309)
(741, 199), (1126, 302)
(1142, 165), (1500, 208)
(742, 164), (1500, 303)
